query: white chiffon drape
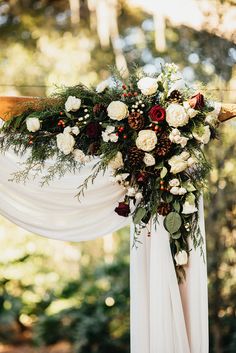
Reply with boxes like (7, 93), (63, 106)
(0, 141), (208, 353)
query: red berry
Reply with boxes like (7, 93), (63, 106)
(120, 126), (124, 132)
(123, 135), (127, 139)
(122, 84), (127, 90)
(134, 92), (138, 96)
(128, 92), (132, 97)
(123, 93), (127, 97)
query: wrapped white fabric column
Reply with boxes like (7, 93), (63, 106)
(130, 197), (208, 353)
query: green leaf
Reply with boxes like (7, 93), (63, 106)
(171, 231), (182, 239)
(155, 162), (164, 169)
(164, 212), (182, 234)
(163, 193), (173, 203)
(183, 181), (196, 192)
(160, 166), (167, 179)
(173, 201), (181, 213)
(133, 207), (146, 224)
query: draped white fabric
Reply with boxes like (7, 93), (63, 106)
(0, 125), (208, 353)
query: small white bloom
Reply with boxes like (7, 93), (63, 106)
(73, 149), (86, 162)
(178, 187), (187, 195)
(137, 77), (158, 96)
(182, 201), (198, 214)
(174, 250), (188, 266)
(168, 154), (189, 174)
(205, 114), (218, 126)
(187, 108), (198, 118)
(65, 96), (81, 112)
(187, 157), (196, 167)
(102, 132), (110, 142)
(26, 117), (40, 132)
(109, 152), (124, 170)
(168, 79), (186, 96)
(143, 153), (156, 166)
(169, 178), (180, 187)
(64, 126), (72, 134)
(179, 136), (189, 148)
(109, 133), (119, 143)
(56, 132), (75, 155)
(180, 151), (190, 160)
(170, 186), (180, 195)
(193, 126), (211, 144)
(127, 187), (136, 197)
(166, 103), (189, 127)
(107, 101), (128, 121)
(71, 126), (80, 135)
(135, 192), (143, 200)
(136, 130), (157, 152)
(106, 125), (115, 134)
(96, 80), (109, 93)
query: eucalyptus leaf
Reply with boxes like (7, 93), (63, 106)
(171, 231), (182, 239)
(164, 212), (182, 234)
(160, 166), (167, 179)
(173, 201), (181, 213)
(133, 207), (146, 224)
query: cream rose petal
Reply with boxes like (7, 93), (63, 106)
(136, 130), (157, 152)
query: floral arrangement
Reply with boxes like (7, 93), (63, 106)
(0, 63), (220, 275)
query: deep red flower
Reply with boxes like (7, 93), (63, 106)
(149, 105), (166, 123)
(86, 122), (102, 139)
(114, 202), (130, 217)
(136, 171), (148, 183)
(188, 93), (205, 109)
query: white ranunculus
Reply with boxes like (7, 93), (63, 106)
(109, 152), (124, 170)
(174, 250), (188, 266)
(56, 132), (75, 155)
(168, 154), (188, 174)
(137, 77), (158, 96)
(170, 186), (180, 195)
(136, 130), (157, 152)
(64, 126), (72, 134)
(127, 187), (136, 197)
(65, 96), (81, 112)
(71, 126), (80, 135)
(107, 101), (128, 121)
(166, 103), (189, 127)
(102, 132), (110, 142)
(106, 125), (115, 134)
(182, 201), (198, 214)
(143, 153), (156, 166)
(26, 117), (40, 132)
(73, 149), (86, 162)
(169, 178), (180, 187)
(193, 126), (211, 144)
(96, 80), (109, 93)
(178, 187), (187, 195)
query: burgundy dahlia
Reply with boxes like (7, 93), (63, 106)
(115, 202), (130, 217)
(86, 122), (102, 139)
(149, 105), (166, 123)
(188, 93), (205, 109)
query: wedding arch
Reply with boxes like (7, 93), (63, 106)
(0, 65), (235, 353)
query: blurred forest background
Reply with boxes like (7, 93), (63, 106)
(0, 0), (235, 352)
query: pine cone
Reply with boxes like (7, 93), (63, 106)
(168, 90), (183, 103)
(157, 202), (171, 216)
(128, 112), (145, 130)
(128, 146), (145, 167)
(155, 132), (172, 157)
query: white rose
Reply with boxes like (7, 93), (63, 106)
(109, 152), (124, 170)
(136, 130), (157, 152)
(56, 132), (75, 155)
(137, 77), (158, 96)
(174, 250), (188, 266)
(96, 80), (109, 93)
(65, 96), (81, 112)
(26, 117), (40, 132)
(168, 155), (188, 174)
(170, 186), (180, 195)
(71, 126), (80, 135)
(183, 101), (198, 119)
(182, 201), (198, 214)
(73, 149), (86, 162)
(169, 178), (180, 187)
(143, 153), (156, 166)
(193, 126), (211, 144)
(127, 187), (136, 197)
(178, 187), (187, 195)
(107, 101), (128, 121)
(166, 103), (189, 127)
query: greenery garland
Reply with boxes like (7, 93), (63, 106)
(0, 63), (220, 276)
